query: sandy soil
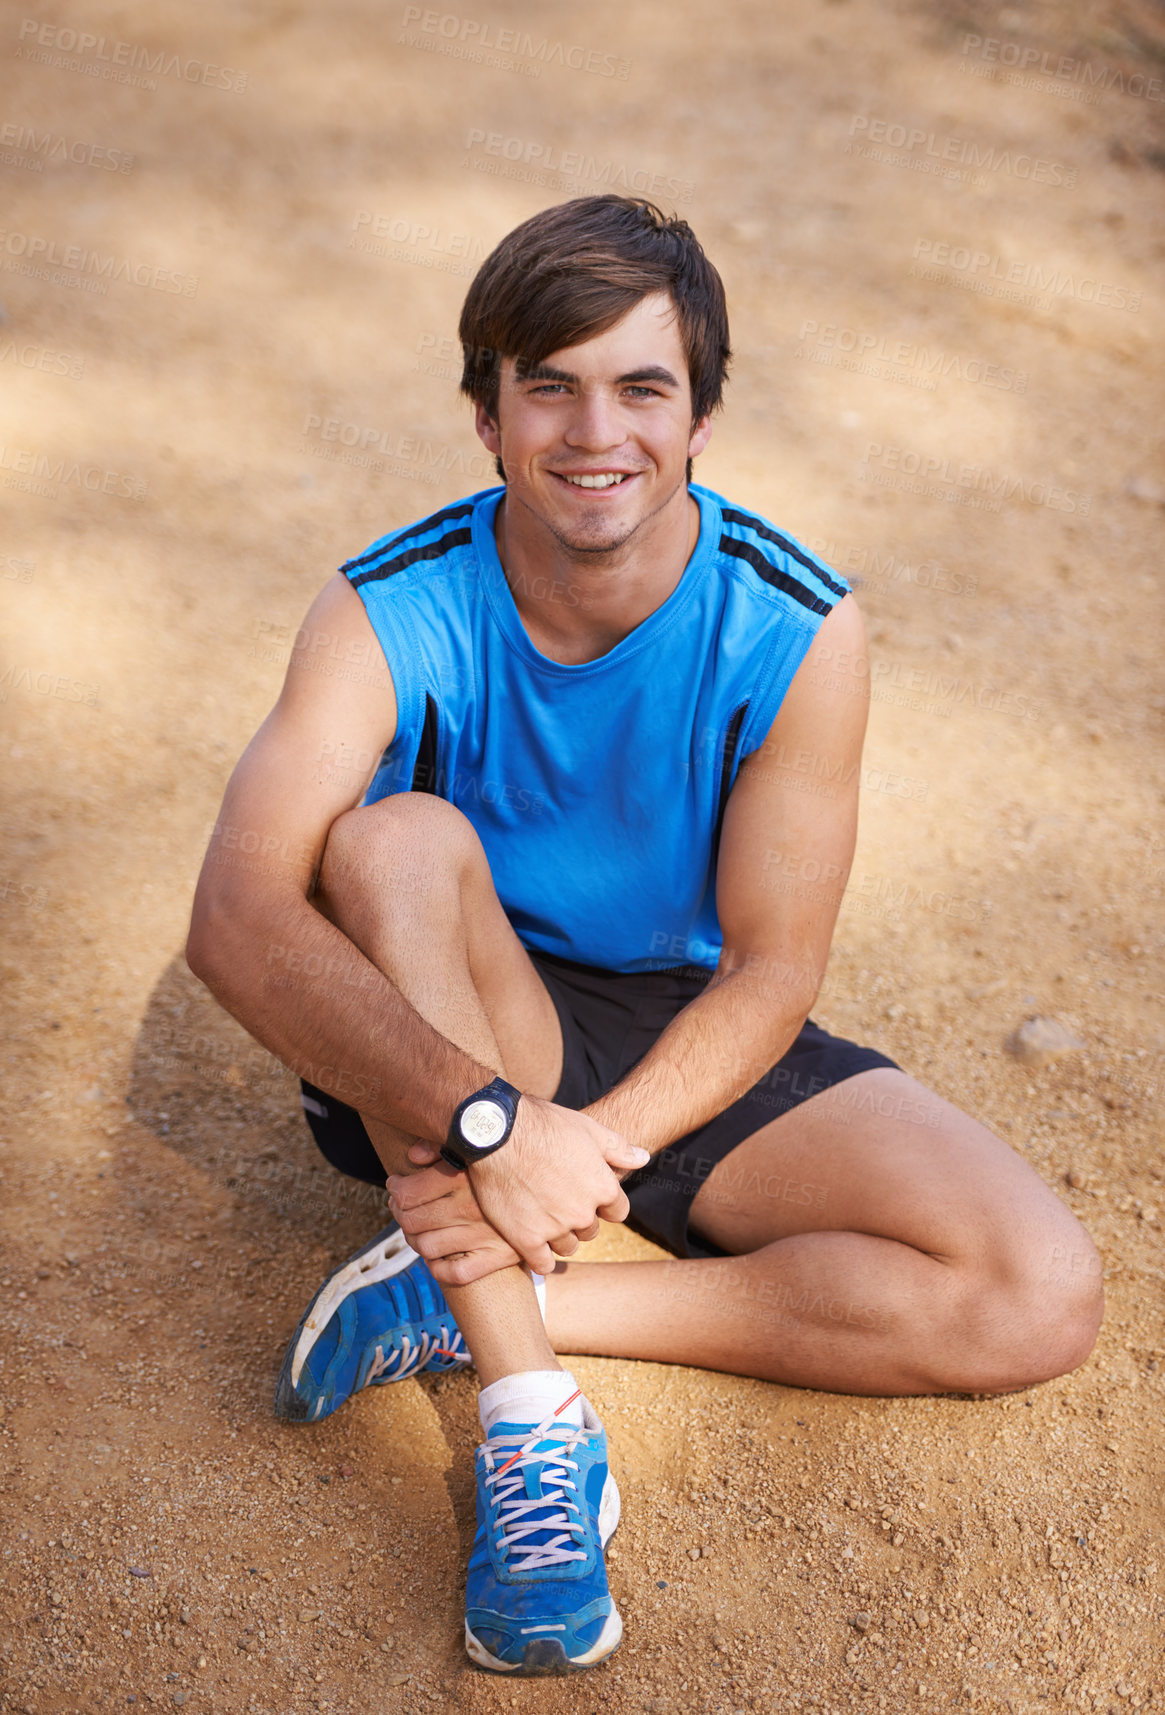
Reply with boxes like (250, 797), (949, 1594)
(1, 0), (1163, 1710)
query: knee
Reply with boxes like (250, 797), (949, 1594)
(320, 792), (481, 896)
(933, 1220), (1104, 1394)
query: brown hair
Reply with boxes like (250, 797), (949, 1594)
(459, 195), (731, 479)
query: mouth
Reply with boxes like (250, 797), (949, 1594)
(552, 471), (638, 491)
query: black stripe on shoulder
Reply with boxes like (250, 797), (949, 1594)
(721, 507), (848, 600)
(718, 536), (832, 617)
(347, 526), (474, 590)
(341, 501), (475, 580)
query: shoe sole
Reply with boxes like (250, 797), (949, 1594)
(464, 1473), (623, 1675)
(273, 1223), (418, 1422)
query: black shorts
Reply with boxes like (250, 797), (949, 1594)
(299, 949), (899, 1262)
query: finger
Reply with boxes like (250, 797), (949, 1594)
(390, 1196), (472, 1237)
(388, 1163), (460, 1208)
(573, 1221), (600, 1244)
(406, 1141), (442, 1166)
(396, 1195), (484, 1235)
(408, 1222), (506, 1262)
(547, 1233), (580, 1259)
(430, 1243), (523, 1287)
(595, 1189), (631, 1225)
(609, 1141), (652, 1172)
(515, 1241), (558, 1275)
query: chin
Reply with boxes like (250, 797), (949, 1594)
(549, 518), (640, 556)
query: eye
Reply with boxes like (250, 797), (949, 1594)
(623, 385), (661, 399)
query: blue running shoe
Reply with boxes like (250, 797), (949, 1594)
(274, 1224), (471, 1423)
(464, 1396), (622, 1675)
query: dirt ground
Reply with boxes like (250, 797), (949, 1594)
(1, 0), (1163, 1710)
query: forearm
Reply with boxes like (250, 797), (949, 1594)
(186, 882), (490, 1146)
(585, 963), (816, 1156)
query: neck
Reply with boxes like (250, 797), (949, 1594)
(494, 483), (702, 665)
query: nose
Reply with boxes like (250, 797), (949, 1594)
(563, 380), (625, 453)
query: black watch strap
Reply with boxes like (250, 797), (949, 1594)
(440, 1076), (521, 1170)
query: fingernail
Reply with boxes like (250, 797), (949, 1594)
(631, 1148), (651, 1165)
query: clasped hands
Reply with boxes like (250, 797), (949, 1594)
(386, 1094), (650, 1286)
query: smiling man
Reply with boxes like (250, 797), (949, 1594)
(186, 196), (1102, 1677)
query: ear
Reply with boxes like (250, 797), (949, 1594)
(475, 401), (501, 457)
(688, 414), (713, 460)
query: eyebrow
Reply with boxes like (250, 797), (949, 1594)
(517, 360), (681, 388)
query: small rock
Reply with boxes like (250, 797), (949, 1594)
(128, 1567), (151, 1579)
(339, 1464), (354, 1478)
(298, 1609), (322, 1622)
(1005, 1017), (1085, 1068)
(36, 1268), (51, 1280)
(196, 1657), (207, 1670)
(385, 1675), (410, 1686)
(1066, 1170), (1087, 1190)
(179, 1607), (190, 1625)
(852, 1612), (871, 1632)
(914, 1608), (930, 1628)
(845, 1645), (861, 1664)
(892, 1532), (904, 1548)
(687, 1547), (701, 1560)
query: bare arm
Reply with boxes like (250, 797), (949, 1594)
(188, 574), (645, 1268)
(186, 574), (495, 1154)
(585, 596), (871, 1155)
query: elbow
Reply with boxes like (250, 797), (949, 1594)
(185, 902), (223, 990)
(186, 891), (247, 995)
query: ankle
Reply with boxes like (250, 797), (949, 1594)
(478, 1369), (582, 1434)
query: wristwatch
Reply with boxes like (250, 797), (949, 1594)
(441, 1076), (522, 1170)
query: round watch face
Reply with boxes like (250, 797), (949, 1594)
(460, 1098), (508, 1149)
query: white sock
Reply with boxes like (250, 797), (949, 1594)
(531, 1271), (547, 1321)
(478, 1369), (583, 1436)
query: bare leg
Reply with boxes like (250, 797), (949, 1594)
(314, 793), (566, 1387)
(544, 1071), (1103, 1395)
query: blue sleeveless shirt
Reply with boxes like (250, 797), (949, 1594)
(341, 484), (849, 974)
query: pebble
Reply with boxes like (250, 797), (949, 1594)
(892, 1532), (905, 1548)
(298, 1609), (322, 1622)
(128, 1567), (151, 1579)
(1005, 1017), (1084, 1067)
(852, 1613), (871, 1632)
(1066, 1170), (1088, 1190)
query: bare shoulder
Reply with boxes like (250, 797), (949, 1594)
(276, 572), (397, 740)
(800, 591), (868, 679)
(752, 592), (869, 761)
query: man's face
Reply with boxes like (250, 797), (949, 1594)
(475, 291), (712, 558)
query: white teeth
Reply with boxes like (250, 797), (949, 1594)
(562, 472), (627, 489)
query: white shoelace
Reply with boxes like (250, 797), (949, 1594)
(366, 1324), (468, 1383)
(483, 1416), (590, 1572)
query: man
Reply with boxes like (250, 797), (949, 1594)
(186, 196), (1102, 1677)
